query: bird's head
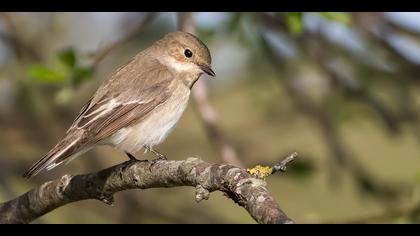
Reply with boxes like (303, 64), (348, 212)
(156, 31), (215, 78)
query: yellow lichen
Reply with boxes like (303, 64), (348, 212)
(246, 165), (273, 180)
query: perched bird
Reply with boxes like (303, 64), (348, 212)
(23, 31), (215, 178)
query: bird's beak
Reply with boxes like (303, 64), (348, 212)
(199, 64), (216, 77)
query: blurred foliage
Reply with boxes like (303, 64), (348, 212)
(58, 48), (76, 69)
(28, 47), (94, 88)
(285, 12), (304, 35)
(27, 47), (94, 104)
(28, 65), (67, 84)
(319, 12), (351, 25)
(1, 12), (420, 223)
(284, 12), (350, 35)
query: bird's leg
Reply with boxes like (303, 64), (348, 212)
(143, 145), (168, 171)
(150, 149), (168, 160)
(125, 152), (138, 161)
(122, 152), (137, 173)
(125, 152), (148, 163)
(143, 145), (168, 160)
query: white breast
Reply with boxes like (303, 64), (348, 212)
(108, 84), (191, 153)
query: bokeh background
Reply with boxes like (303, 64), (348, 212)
(1, 12), (420, 223)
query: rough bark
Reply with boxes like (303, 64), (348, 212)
(0, 157), (294, 224)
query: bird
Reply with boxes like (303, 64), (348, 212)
(23, 31), (215, 178)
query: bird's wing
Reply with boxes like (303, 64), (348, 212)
(76, 80), (171, 141)
(23, 59), (173, 178)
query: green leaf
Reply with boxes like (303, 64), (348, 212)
(28, 65), (67, 84)
(285, 12), (304, 35)
(319, 12), (351, 25)
(58, 48), (77, 69)
(74, 66), (94, 84)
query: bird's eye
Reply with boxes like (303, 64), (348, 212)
(184, 49), (193, 58)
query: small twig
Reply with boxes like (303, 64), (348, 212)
(247, 152), (298, 179)
(272, 152), (298, 173)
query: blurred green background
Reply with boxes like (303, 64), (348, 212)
(1, 12), (420, 223)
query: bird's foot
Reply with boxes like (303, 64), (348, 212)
(151, 151), (168, 161)
(125, 152), (138, 161)
(143, 146), (168, 160)
(143, 146), (168, 171)
(125, 152), (148, 162)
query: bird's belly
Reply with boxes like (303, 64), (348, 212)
(108, 89), (190, 153)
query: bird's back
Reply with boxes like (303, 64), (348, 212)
(23, 47), (169, 178)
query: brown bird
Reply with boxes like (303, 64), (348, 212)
(23, 31), (215, 178)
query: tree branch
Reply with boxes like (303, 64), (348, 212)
(0, 13), (42, 61)
(0, 157), (295, 224)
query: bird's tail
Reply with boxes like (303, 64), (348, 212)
(23, 131), (87, 178)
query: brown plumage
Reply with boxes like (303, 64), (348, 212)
(23, 31), (214, 178)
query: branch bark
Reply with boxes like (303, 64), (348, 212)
(0, 157), (294, 224)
